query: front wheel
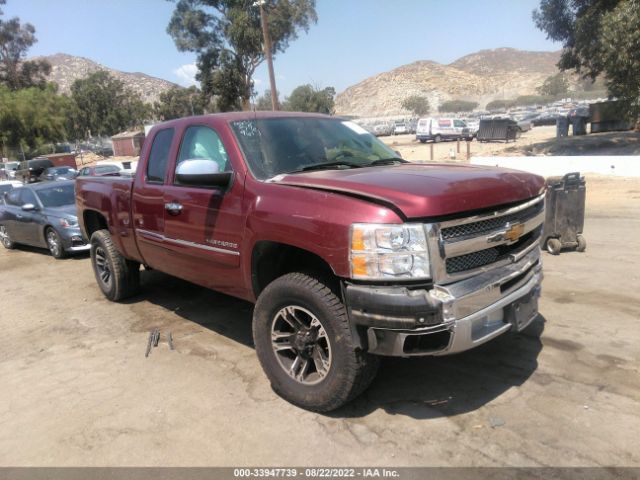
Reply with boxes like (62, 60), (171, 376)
(253, 272), (379, 412)
(90, 229), (140, 301)
(46, 228), (66, 259)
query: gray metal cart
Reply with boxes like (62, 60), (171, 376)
(543, 172), (587, 255)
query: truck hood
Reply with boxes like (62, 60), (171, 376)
(273, 163), (545, 219)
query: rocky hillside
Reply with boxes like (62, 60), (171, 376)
(334, 48), (563, 117)
(32, 53), (177, 105)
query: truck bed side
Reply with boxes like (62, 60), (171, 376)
(76, 176), (144, 263)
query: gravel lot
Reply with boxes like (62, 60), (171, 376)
(0, 175), (639, 467)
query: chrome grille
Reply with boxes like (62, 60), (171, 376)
(427, 194), (545, 284)
(441, 201), (544, 241)
(446, 229), (538, 274)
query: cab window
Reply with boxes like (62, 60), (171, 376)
(177, 126), (230, 176)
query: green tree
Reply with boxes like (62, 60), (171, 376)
(167, 0), (317, 111)
(533, 0), (640, 117)
(0, 84), (71, 155)
(283, 84), (334, 113)
(154, 86), (204, 120)
(70, 71), (150, 139)
(439, 99), (478, 113)
(0, 0), (51, 90)
(537, 72), (569, 97)
(254, 89), (279, 110)
(401, 95), (430, 116)
(485, 99), (514, 111)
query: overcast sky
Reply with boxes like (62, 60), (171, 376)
(3, 0), (560, 96)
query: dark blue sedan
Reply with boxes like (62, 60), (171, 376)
(0, 180), (89, 258)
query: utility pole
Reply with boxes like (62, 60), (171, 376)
(256, 0), (279, 110)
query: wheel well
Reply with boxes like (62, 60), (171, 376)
(251, 241), (339, 299)
(83, 210), (108, 238)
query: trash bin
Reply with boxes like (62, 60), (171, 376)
(556, 116), (569, 137)
(542, 172), (587, 255)
(571, 116), (587, 136)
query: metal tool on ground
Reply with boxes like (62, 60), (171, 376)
(152, 328), (160, 347)
(168, 332), (174, 351)
(145, 331), (154, 358)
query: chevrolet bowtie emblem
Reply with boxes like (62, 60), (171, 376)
(504, 223), (525, 242)
(487, 222), (525, 243)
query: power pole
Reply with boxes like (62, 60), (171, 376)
(256, 0), (279, 111)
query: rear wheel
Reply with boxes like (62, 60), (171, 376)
(46, 228), (66, 259)
(0, 225), (14, 249)
(90, 229), (140, 301)
(253, 272), (379, 412)
(434, 134), (442, 143)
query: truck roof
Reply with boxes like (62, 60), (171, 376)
(152, 111), (335, 131)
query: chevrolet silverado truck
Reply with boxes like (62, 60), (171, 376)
(76, 112), (545, 412)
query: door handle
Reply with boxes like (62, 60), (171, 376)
(164, 202), (183, 215)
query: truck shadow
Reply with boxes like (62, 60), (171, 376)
(132, 270), (544, 420)
(331, 316), (545, 419)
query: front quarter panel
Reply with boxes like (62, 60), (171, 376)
(242, 179), (404, 286)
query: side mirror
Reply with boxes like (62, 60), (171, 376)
(22, 203), (37, 211)
(175, 159), (233, 189)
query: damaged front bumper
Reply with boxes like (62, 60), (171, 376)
(345, 248), (542, 357)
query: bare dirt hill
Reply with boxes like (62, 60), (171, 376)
(32, 53), (178, 105)
(334, 48), (563, 117)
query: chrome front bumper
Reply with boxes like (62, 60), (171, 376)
(347, 248), (542, 357)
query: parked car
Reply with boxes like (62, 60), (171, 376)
(76, 111), (545, 412)
(416, 117), (471, 142)
(78, 164), (123, 177)
(0, 180), (23, 198)
(372, 123), (393, 137)
(531, 113), (559, 126)
(15, 158), (54, 184)
(0, 180), (89, 258)
(39, 166), (78, 182)
(393, 121), (407, 135)
(0, 162), (19, 180)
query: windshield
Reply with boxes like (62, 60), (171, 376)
(35, 184), (75, 207)
(230, 117), (399, 180)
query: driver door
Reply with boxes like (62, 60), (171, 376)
(162, 125), (245, 294)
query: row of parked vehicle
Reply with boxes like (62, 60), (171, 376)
(0, 159), (137, 258)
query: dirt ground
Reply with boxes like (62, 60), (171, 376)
(382, 126), (640, 161)
(0, 176), (639, 467)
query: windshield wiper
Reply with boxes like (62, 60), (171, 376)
(367, 157), (408, 166)
(296, 161), (365, 172)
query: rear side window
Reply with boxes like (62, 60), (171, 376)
(146, 128), (175, 183)
(19, 188), (38, 206)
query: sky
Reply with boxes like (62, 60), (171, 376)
(2, 0), (560, 97)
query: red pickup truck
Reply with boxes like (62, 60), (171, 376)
(76, 112), (545, 411)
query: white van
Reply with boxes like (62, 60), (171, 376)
(415, 117), (471, 143)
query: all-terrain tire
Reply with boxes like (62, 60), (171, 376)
(253, 272), (379, 412)
(90, 229), (140, 301)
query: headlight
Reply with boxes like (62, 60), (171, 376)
(59, 218), (78, 228)
(350, 223), (430, 280)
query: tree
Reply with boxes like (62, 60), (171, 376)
(70, 71), (150, 139)
(0, 84), (72, 156)
(0, 0), (51, 90)
(283, 84), (334, 113)
(167, 0), (317, 111)
(485, 99), (514, 111)
(439, 99), (478, 113)
(537, 72), (569, 97)
(254, 89), (279, 110)
(401, 95), (430, 116)
(154, 86), (204, 120)
(533, 0), (640, 118)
